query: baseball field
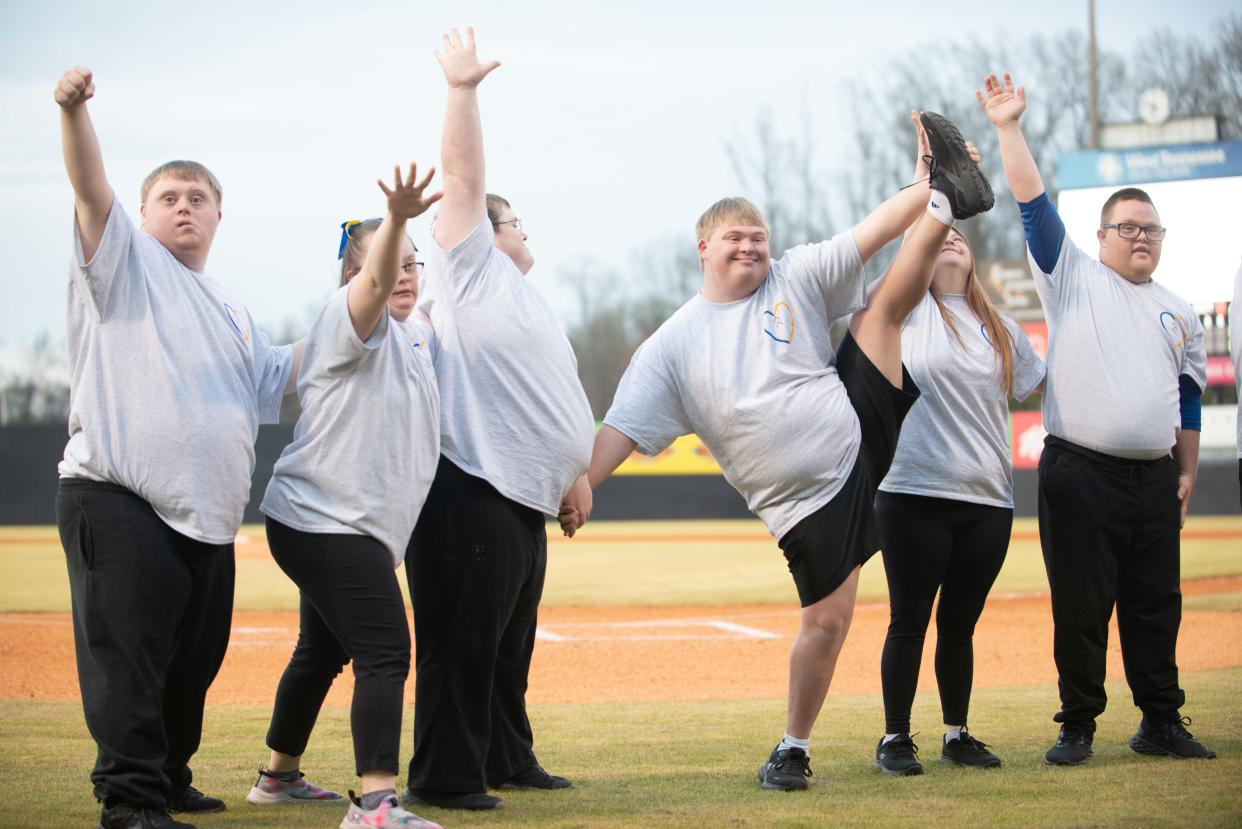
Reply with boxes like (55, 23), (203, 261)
(2, 517), (1240, 827)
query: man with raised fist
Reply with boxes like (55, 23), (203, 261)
(53, 67), (295, 829)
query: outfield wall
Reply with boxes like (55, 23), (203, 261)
(2, 424), (1238, 524)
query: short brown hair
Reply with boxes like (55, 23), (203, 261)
(1100, 187), (1154, 225)
(141, 160), (223, 207)
(695, 197), (768, 243)
(486, 193), (511, 226)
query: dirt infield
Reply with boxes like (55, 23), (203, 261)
(2, 576), (1239, 706)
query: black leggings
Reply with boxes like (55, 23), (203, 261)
(264, 518), (410, 776)
(875, 491), (1012, 734)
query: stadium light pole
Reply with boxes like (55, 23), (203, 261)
(1088, 0), (1100, 149)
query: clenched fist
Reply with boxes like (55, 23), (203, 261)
(55, 67), (95, 109)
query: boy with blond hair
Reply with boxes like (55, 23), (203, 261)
(53, 67), (295, 829)
(561, 110), (993, 789)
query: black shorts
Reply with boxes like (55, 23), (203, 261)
(778, 332), (920, 607)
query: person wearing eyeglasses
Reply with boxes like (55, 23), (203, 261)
(400, 27), (594, 813)
(251, 165), (446, 829)
(980, 72), (1213, 766)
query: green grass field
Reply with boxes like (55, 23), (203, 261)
(2, 518), (1241, 827)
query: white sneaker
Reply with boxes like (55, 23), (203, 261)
(340, 793), (443, 829)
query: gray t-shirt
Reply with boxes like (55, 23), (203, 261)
(261, 287), (440, 565)
(1030, 238), (1207, 459)
(879, 292), (1044, 508)
(59, 198), (293, 544)
(604, 233), (868, 540)
(417, 218), (593, 516)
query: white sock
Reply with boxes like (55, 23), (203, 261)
(779, 733), (810, 757)
(927, 190), (955, 226)
(882, 733), (902, 744)
(945, 726), (964, 744)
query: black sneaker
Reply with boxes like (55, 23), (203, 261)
(1045, 723), (1094, 765)
(940, 730), (1002, 768)
(167, 785), (224, 814)
(920, 111), (994, 220)
(492, 764), (572, 790)
(758, 744), (812, 791)
(98, 804), (196, 829)
(402, 786), (504, 811)
(1130, 715), (1216, 759)
(875, 734), (924, 776)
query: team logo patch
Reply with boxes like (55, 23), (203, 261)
(763, 301), (795, 344)
(223, 303), (251, 343)
(1158, 310), (1185, 350)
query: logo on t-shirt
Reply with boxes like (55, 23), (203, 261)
(763, 301), (795, 344)
(1158, 310), (1186, 351)
(223, 303), (251, 344)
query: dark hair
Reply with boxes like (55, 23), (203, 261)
(486, 193), (511, 227)
(338, 219), (416, 286)
(1100, 187), (1155, 225)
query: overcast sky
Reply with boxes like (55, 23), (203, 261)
(1, 0), (1235, 356)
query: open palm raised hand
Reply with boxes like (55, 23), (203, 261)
(435, 27), (501, 89)
(977, 72), (1026, 126)
(377, 163), (443, 222)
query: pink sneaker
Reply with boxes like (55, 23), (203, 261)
(340, 793), (443, 829)
(246, 768), (344, 804)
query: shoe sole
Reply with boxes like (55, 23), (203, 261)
(246, 786), (344, 804)
(1129, 735), (1216, 759)
(1044, 752), (1092, 766)
(875, 761), (923, 776)
(939, 755), (1001, 768)
(168, 802), (226, 814)
(494, 781), (573, 790)
(920, 111), (995, 219)
(405, 793), (505, 811)
(757, 765), (809, 791)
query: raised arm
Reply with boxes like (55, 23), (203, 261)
(557, 425), (639, 537)
(56, 67), (114, 262)
(348, 164), (442, 340)
(978, 72), (1045, 202)
(850, 112), (934, 263)
(431, 27), (501, 251)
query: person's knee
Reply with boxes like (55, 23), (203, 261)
(800, 604), (851, 644)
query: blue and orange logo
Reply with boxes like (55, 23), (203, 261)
(763, 301), (795, 344)
(223, 303), (251, 343)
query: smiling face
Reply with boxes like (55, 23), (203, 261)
(698, 223), (771, 302)
(139, 175), (221, 271)
(1098, 198), (1163, 283)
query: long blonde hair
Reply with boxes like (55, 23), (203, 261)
(930, 230), (1015, 396)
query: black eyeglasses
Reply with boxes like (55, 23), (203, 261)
(1101, 222), (1166, 241)
(495, 218), (524, 234)
(400, 262), (425, 275)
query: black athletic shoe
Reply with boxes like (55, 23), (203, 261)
(1130, 716), (1216, 759)
(1045, 723), (1094, 765)
(920, 111), (994, 220)
(758, 744), (812, 791)
(98, 804), (196, 829)
(875, 734), (924, 776)
(402, 787), (504, 811)
(492, 764), (572, 790)
(166, 786), (224, 814)
(940, 731), (1002, 768)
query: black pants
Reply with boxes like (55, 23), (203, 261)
(875, 492), (1012, 734)
(407, 457), (547, 793)
(264, 518), (410, 776)
(56, 478), (234, 810)
(1038, 436), (1185, 727)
